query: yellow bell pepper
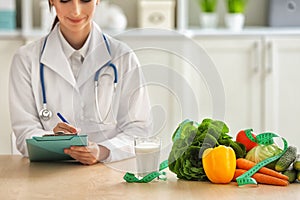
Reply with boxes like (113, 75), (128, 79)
(202, 145), (236, 184)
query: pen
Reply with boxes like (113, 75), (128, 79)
(57, 112), (69, 124)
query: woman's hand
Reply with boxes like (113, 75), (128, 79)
(53, 122), (79, 134)
(53, 123), (110, 165)
(64, 142), (110, 165)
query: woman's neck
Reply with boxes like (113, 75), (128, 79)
(60, 24), (91, 50)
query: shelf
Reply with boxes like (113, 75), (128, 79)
(185, 27), (300, 37)
(0, 29), (22, 39)
(106, 28), (185, 38)
(2, 26), (300, 41)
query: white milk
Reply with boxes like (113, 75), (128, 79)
(135, 142), (160, 178)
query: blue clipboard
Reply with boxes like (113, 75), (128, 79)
(26, 134), (88, 161)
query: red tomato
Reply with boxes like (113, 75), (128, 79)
(236, 130), (258, 152)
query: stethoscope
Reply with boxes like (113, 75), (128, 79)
(39, 33), (118, 122)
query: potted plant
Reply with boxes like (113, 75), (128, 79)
(224, 0), (248, 31)
(197, 0), (219, 29)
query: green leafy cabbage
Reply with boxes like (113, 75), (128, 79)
(245, 144), (282, 169)
(168, 118), (246, 181)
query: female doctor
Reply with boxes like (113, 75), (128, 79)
(9, 0), (152, 165)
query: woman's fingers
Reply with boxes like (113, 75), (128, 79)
(53, 122), (78, 134)
(65, 149), (97, 165)
(64, 143), (100, 165)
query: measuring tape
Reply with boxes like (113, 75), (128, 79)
(236, 129), (288, 186)
(123, 160), (169, 183)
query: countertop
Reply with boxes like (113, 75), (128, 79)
(0, 155), (299, 200)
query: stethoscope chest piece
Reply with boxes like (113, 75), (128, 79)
(39, 107), (52, 121)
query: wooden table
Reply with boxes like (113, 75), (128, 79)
(0, 155), (299, 200)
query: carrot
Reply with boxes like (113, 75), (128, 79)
(236, 158), (289, 181)
(233, 169), (289, 186)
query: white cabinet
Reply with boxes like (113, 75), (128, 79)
(193, 35), (300, 147)
(0, 39), (24, 154)
(264, 36), (300, 147)
(193, 36), (263, 136)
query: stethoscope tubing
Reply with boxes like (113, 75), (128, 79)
(39, 33), (118, 122)
(40, 36), (49, 105)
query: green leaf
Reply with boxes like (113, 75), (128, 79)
(226, 0), (248, 13)
(198, 0), (218, 12)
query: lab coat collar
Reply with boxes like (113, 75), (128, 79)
(40, 24), (76, 88)
(40, 22), (111, 89)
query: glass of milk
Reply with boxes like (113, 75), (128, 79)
(134, 136), (161, 178)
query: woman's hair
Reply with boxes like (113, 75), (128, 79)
(51, 16), (59, 31)
(48, 1), (59, 31)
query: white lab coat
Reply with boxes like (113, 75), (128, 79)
(9, 22), (153, 162)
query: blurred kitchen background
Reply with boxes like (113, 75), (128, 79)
(1, 0), (300, 156)
(4, 0), (295, 31)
